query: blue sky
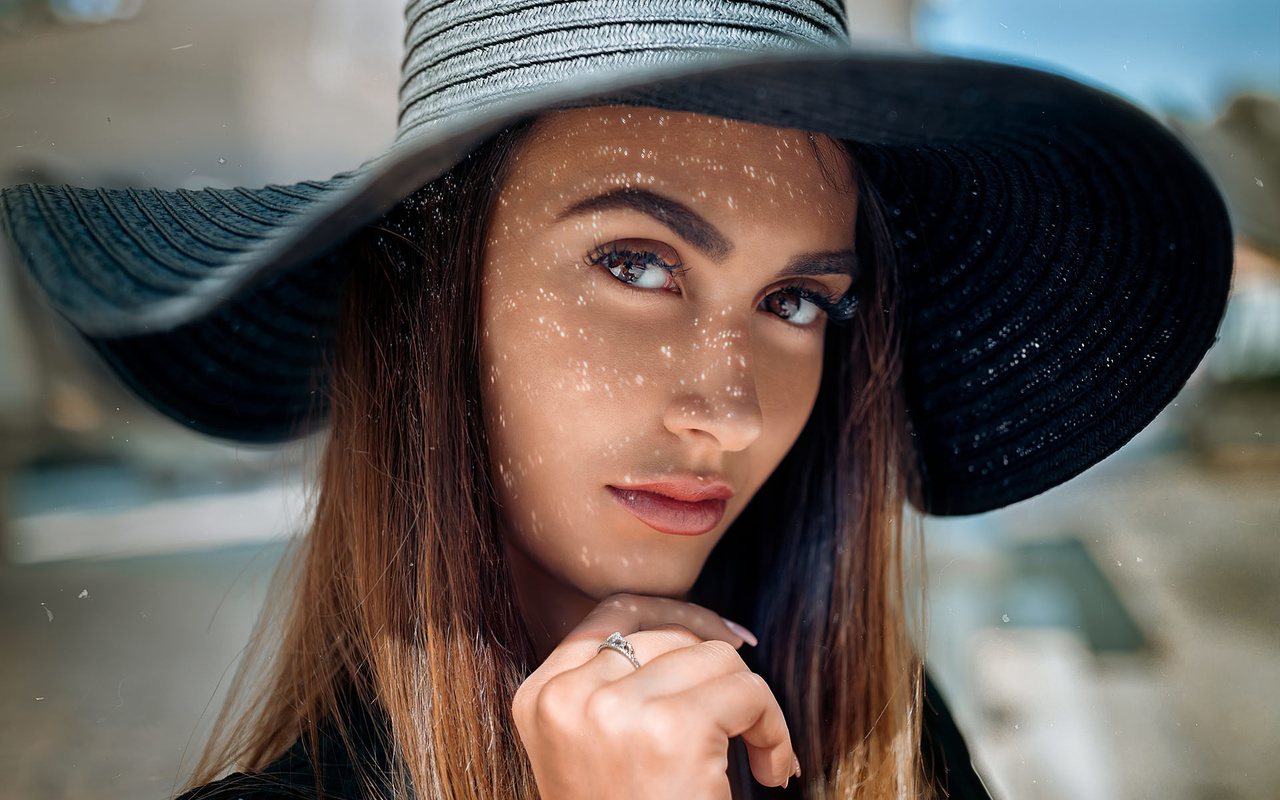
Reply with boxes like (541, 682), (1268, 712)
(914, 0), (1280, 120)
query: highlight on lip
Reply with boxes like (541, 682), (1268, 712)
(613, 478), (735, 502)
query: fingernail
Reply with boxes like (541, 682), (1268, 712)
(782, 775), (789, 789)
(719, 616), (757, 647)
(792, 754), (802, 778)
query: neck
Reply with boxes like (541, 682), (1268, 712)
(504, 539), (599, 663)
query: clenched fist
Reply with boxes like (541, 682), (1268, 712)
(513, 594), (799, 800)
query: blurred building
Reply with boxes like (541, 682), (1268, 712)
(0, 3), (402, 796)
(911, 4), (1280, 799)
(0, 2), (1276, 800)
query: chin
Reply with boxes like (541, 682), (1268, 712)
(579, 570), (699, 603)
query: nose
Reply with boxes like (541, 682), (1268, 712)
(661, 320), (764, 453)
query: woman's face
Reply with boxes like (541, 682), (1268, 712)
(480, 107), (857, 604)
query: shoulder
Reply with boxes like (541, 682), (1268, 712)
(172, 735), (369, 800)
(922, 673), (995, 800)
(173, 759), (373, 800)
(174, 688), (398, 800)
(173, 770), (317, 800)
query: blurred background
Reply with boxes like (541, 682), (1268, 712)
(0, 1), (1276, 798)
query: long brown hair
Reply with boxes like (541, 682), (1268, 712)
(185, 117), (925, 800)
(693, 139), (925, 798)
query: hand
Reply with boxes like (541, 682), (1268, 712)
(512, 593), (798, 800)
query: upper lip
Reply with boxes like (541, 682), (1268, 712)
(611, 477), (735, 502)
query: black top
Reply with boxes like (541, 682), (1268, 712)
(177, 674), (991, 799)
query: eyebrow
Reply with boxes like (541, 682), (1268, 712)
(554, 187), (858, 280)
(557, 187), (732, 261)
(780, 249), (859, 281)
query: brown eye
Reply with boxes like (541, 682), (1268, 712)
(587, 241), (686, 292)
(610, 254), (665, 287)
(762, 289), (820, 325)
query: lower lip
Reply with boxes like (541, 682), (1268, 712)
(607, 486), (727, 536)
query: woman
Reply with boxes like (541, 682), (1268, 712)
(0, 2), (1232, 799)
(177, 108), (923, 799)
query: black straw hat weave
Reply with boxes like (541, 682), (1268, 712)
(0, 0), (1233, 515)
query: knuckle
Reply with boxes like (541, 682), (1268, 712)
(511, 682), (534, 727)
(700, 638), (742, 663)
(583, 690), (686, 758)
(732, 670), (769, 691)
(638, 702), (685, 754)
(532, 676), (578, 730)
(583, 685), (628, 733)
(648, 622), (701, 647)
(600, 591), (641, 610)
(745, 671), (772, 694)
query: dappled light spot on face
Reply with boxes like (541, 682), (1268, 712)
(479, 106), (857, 606)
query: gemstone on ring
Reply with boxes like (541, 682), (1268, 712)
(597, 631), (641, 669)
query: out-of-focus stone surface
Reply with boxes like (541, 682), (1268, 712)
(0, 0), (402, 463)
(2, 2), (1275, 800)
(0, 541), (289, 799)
(926, 451), (1280, 800)
(4, 450), (1276, 799)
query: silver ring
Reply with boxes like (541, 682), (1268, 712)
(597, 631), (641, 669)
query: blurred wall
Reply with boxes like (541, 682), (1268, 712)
(3, 3), (1277, 800)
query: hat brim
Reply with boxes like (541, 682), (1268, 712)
(0, 49), (1234, 515)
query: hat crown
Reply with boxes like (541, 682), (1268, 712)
(396, 0), (851, 139)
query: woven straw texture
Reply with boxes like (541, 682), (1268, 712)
(0, 0), (1233, 515)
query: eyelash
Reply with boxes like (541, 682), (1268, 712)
(584, 240), (859, 326)
(585, 240), (691, 287)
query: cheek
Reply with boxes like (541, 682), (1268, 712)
(753, 334), (825, 471)
(479, 264), (658, 511)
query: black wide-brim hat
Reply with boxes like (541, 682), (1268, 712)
(0, 0), (1233, 515)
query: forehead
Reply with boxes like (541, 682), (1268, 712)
(500, 107), (857, 224)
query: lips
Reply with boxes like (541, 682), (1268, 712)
(607, 480), (732, 536)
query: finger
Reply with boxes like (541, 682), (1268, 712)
(525, 611), (721, 696)
(585, 594), (749, 645)
(521, 625), (728, 740)
(656, 671), (796, 789)
(538, 594), (751, 675)
(581, 623), (731, 685)
(607, 637), (749, 699)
